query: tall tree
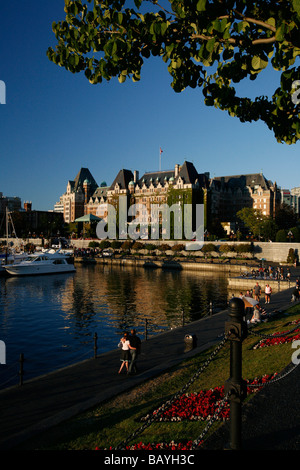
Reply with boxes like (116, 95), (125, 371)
(275, 202), (298, 229)
(47, 0), (300, 144)
(237, 207), (277, 240)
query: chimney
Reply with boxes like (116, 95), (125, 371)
(175, 164), (179, 178)
(24, 201), (32, 212)
(83, 179), (91, 204)
(134, 170), (139, 183)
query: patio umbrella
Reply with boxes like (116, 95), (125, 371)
(74, 213), (102, 237)
(74, 214), (102, 222)
(242, 296), (259, 308)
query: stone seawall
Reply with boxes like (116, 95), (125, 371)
(228, 277), (291, 293)
(74, 256), (252, 274)
(1, 238), (299, 263)
(70, 240), (300, 263)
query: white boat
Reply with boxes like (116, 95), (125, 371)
(0, 252), (28, 274)
(4, 250), (76, 276)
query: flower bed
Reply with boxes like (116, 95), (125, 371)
(139, 375), (277, 423)
(253, 320), (300, 349)
(96, 375), (277, 450)
(96, 441), (194, 450)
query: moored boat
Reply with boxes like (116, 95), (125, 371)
(0, 252), (29, 275)
(4, 250), (76, 276)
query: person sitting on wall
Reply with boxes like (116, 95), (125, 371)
(250, 306), (261, 323)
(291, 288), (300, 302)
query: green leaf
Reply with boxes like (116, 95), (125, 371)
(292, 0), (300, 16)
(196, 0), (206, 12)
(251, 55), (268, 70)
(266, 17), (276, 28)
(154, 22), (161, 35)
(211, 18), (228, 33)
(171, 57), (182, 69)
(237, 20), (250, 33)
(160, 21), (168, 36)
(70, 2), (79, 16)
(206, 37), (215, 52)
(275, 23), (287, 42)
(118, 73), (127, 83)
(117, 12), (123, 24)
(112, 41), (118, 56)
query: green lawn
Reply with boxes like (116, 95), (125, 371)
(17, 304), (300, 450)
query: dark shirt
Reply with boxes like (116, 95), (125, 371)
(254, 285), (261, 294)
(129, 335), (141, 352)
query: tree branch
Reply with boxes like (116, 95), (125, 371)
(191, 33), (276, 46)
(233, 10), (277, 32)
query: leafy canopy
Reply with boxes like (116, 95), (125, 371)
(47, 0), (300, 144)
(237, 207), (277, 240)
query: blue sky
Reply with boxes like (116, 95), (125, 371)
(1, 1), (299, 211)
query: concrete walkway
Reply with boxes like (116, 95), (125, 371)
(0, 273), (299, 450)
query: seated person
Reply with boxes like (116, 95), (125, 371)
(250, 306), (261, 323)
(291, 288), (300, 301)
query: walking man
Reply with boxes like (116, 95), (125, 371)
(253, 282), (261, 301)
(128, 329), (141, 375)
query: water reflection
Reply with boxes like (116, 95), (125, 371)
(61, 265), (229, 334)
(0, 264), (229, 387)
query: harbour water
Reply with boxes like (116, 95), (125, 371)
(0, 264), (229, 389)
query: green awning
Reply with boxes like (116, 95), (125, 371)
(74, 214), (102, 222)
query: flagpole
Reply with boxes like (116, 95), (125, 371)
(159, 147), (163, 171)
(159, 147), (160, 171)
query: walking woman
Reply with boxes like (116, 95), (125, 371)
(265, 284), (272, 304)
(118, 332), (131, 374)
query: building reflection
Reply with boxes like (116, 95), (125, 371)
(58, 265), (229, 336)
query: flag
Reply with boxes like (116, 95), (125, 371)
(160, 147), (163, 154)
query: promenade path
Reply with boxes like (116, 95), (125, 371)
(0, 270), (299, 451)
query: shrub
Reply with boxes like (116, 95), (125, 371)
(121, 240), (133, 250)
(201, 243), (218, 253)
(158, 243), (171, 251)
(287, 248), (296, 264)
(219, 244), (232, 253)
(144, 243), (157, 251)
(171, 244), (185, 252)
(99, 240), (111, 249)
(275, 229), (287, 242)
(110, 240), (122, 249)
(132, 241), (145, 250)
(290, 227), (300, 242)
(88, 241), (100, 248)
(235, 243), (252, 253)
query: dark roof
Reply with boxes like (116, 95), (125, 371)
(110, 169), (134, 190)
(92, 186), (109, 199)
(137, 161), (208, 188)
(212, 173), (271, 190)
(73, 168), (98, 193)
(178, 161), (199, 184)
(138, 169), (175, 186)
